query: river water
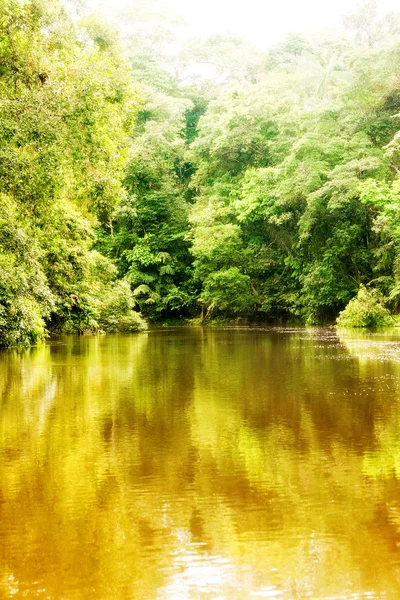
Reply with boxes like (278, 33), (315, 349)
(1, 327), (400, 599)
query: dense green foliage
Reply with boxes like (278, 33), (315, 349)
(2, 0), (400, 344)
(0, 0), (145, 345)
(183, 28), (400, 325)
(336, 286), (392, 327)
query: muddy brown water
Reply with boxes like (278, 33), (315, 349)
(1, 327), (400, 599)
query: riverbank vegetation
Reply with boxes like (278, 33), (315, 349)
(2, 0), (400, 344)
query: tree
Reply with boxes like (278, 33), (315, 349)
(343, 0), (400, 48)
(0, 0), (143, 344)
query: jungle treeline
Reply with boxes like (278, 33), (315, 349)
(2, 0), (400, 345)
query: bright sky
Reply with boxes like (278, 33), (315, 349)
(87, 0), (400, 48)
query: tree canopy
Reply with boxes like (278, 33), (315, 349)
(2, 0), (400, 344)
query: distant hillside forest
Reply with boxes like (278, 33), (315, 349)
(2, 0), (400, 344)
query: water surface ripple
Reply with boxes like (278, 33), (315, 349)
(1, 328), (400, 598)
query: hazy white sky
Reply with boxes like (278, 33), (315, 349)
(88, 0), (400, 48)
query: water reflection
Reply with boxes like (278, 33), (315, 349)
(1, 329), (400, 598)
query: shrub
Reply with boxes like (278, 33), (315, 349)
(98, 280), (147, 332)
(200, 267), (255, 317)
(336, 286), (392, 328)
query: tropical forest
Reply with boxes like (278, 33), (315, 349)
(4, 2), (400, 599)
(3, 0), (400, 346)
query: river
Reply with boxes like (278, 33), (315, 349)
(1, 327), (400, 598)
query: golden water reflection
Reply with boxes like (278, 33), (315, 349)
(1, 329), (400, 598)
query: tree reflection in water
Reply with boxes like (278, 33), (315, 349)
(0, 329), (400, 598)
